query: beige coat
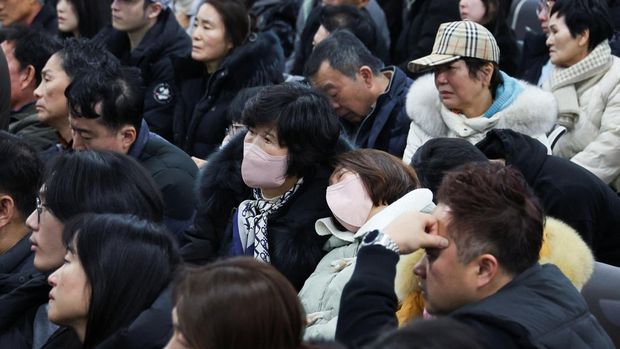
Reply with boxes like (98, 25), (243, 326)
(544, 52), (620, 190)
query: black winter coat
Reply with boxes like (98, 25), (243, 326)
(393, 0), (460, 77)
(172, 31), (284, 159)
(0, 235), (49, 349)
(518, 32), (549, 85)
(476, 129), (620, 266)
(129, 122), (198, 237)
(181, 132), (351, 290)
(95, 9), (191, 141)
(336, 245), (613, 349)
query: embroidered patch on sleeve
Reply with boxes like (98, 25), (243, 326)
(153, 83), (173, 104)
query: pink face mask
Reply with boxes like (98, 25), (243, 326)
(326, 174), (373, 232)
(241, 142), (288, 189)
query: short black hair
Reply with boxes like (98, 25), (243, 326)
(319, 5), (377, 55)
(551, 0), (614, 51)
(461, 58), (503, 99)
(0, 139), (42, 217)
(56, 38), (121, 80)
(305, 29), (383, 79)
(241, 83), (341, 178)
(43, 151), (164, 224)
(226, 86), (262, 125)
(2, 26), (62, 85)
(411, 138), (488, 198)
(66, 67), (144, 131)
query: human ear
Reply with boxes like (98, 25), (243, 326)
(577, 29), (590, 49)
(475, 254), (499, 288)
(146, 2), (163, 19)
(358, 66), (374, 88)
(120, 126), (137, 152)
(21, 65), (37, 90)
(0, 195), (16, 229)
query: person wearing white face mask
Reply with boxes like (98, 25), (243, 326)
(298, 149), (435, 341)
(181, 83), (348, 291)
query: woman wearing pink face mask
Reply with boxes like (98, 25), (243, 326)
(181, 83), (347, 291)
(298, 148), (435, 341)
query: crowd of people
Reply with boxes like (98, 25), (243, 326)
(0, 0), (619, 348)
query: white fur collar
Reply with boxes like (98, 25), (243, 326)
(405, 73), (558, 138)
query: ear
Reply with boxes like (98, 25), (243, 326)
(356, 0), (370, 7)
(577, 29), (590, 49)
(358, 65), (374, 88)
(119, 125), (137, 153)
(20, 65), (37, 91)
(479, 63), (494, 87)
(146, 2), (163, 20)
(474, 253), (499, 288)
(0, 195), (16, 229)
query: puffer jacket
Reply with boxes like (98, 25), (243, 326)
(543, 43), (620, 190)
(299, 189), (435, 341)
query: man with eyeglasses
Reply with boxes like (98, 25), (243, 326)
(0, 137), (48, 348)
(518, 0), (556, 85)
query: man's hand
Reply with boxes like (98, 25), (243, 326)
(384, 211), (448, 254)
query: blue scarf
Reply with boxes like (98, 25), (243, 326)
(484, 71), (524, 119)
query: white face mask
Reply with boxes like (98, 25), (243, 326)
(241, 142), (288, 189)
(326, 174), (373, 232)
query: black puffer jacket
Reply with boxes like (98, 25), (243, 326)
(95, 8), (191, 141)
(181, 132), (352, 290)
(172, 31), (284, 159)
(517, 32), (549, 85)
(476, 129), (620, 266)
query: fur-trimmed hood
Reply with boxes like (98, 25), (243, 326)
(405, 73), (557, 139)
(394, 216), (595, 324)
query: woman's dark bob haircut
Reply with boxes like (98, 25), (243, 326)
(172, 257), (305, 349)
(43, 150), (164, 223)
(63, 213), (179, 348)
(241, 82), (341, 178)
(550, 0), (614, 51)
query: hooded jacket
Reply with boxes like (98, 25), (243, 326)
(172, 31), (284, 159)
(477, 129), (620, 266)
(95, 8), (191, 141)
(181, 132), (352, 290)
(402, 73), (557, 164)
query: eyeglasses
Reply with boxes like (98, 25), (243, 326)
(536, 0), (554, 17)
(36, 196), (48, 225)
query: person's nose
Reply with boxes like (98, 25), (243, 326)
(413, 254), (428, 279)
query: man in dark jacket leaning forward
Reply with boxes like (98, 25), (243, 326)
(337, 162), (613, 349)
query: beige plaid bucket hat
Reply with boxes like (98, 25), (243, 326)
(408, 21), (500, 73)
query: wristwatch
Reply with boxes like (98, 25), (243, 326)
(361, 229), (400, 254)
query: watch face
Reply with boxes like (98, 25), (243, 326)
(364, 229), (379, 243)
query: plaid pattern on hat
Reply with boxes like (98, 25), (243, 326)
(408, 21), (500, 73)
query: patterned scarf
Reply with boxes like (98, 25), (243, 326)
(548, 41), (613, 129)
(237, 178), (304, 263)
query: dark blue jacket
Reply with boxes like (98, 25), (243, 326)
(344, 66), (411, 157)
